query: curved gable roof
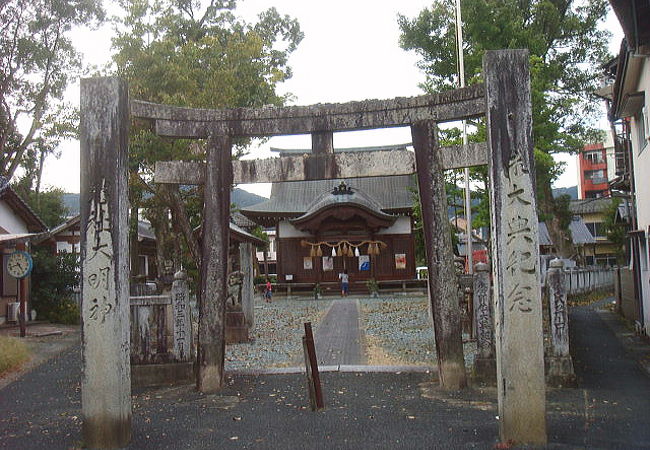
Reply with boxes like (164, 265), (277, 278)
(241, 175), (415, 219)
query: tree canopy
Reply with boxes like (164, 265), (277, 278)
(399, 0), (610, 155)
(399, 0), (611, 256)
(0, 0), (104, 184)
(111, 0), (303, 276)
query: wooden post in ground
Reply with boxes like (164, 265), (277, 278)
(484, 49), (546, 445)
(412, 119), (467, 390)
(239, 243), (255, 329)
(79, 77), (131, 448)
(197, 134), (232, 393)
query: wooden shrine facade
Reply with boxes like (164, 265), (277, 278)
(241, 174), (417, 284)
(79, 50), (547, 447)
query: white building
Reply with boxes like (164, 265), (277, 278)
(608, 0), (650, 333)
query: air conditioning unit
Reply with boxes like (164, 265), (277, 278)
(6, 302), (19, 323)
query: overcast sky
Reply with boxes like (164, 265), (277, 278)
(41, 0), (623, 197)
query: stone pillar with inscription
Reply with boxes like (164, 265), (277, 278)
(197, 134), (232, 393)
(545, 259), (576, 387)
(412, 119), (467, 391)
(239, 242), (255, 329)
(80, 77), (131, 448)
(472, 262), (496, 382)
(171, 270), (192, 362)
(484, 50), (547, 445)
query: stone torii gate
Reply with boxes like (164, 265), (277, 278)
(79, 49), (545, 447)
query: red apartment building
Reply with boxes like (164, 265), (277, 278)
(578, 143), (610, 199)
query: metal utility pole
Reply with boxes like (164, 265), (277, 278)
(455, 0), (473, 274)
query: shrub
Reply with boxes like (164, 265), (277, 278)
(47, 299), (81, 325)
(30, 248), (80, 324)
(0, 336), (29, 376)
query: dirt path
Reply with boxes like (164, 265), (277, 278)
(0, 324), (80, 390)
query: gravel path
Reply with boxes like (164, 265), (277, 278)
(224, 296), (331, 370)
(360, 295), (476, 368)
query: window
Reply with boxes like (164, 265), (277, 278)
(585, 222), (606, 238)
(584, 169), (606, 184)
(138, 255), (149, 277)
(56, 241), (73, 253)
(585, 190), (606, 199)
(638, 105), (648, 155)
(595, 255), (618, 267)
(584, 151), (604, 164)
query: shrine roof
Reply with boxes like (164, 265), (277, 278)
(240, 175), (415, 218)
(290, 181), (396, 227)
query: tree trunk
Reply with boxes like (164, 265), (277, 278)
(538, 179), (573, 258)
(161, 184), (202, 269)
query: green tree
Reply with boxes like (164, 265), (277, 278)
(0, 0), (104, 182)
(399, 0), (610, 256)
(30, 247), (80, 324)
(12, 180), (69, 228)
(602, 198), (627, 263)
(111, 0), (303, 279)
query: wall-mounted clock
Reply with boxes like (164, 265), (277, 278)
(7, 251), (33, 279)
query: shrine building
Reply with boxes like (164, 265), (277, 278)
(240, 145), (417, 288)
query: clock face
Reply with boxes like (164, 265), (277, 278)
(7, 251), (33, 279)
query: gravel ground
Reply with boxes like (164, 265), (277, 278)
(224, 296), (331, 370)
(360, 295), (477, 367)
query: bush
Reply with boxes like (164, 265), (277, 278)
(47, 299), (80, 325)
(0, 336), (29, 376)
(31, 248), (80, 324)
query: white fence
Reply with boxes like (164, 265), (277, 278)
(565, 267), (615, 296)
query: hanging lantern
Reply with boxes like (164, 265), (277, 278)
(316, 246), (323, 257)
(331, 246), (337, 257)
(354, 246), (360, 257)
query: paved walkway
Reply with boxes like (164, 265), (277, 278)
(2, 298), (650, 448)
(566, 299), (650, 447)
(313, 299), (365, 366)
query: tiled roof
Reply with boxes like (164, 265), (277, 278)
(538, 216), (595, 247)
(569, 198), (614, 215)
(231, 211), (258, 229)
(568, 216), (596, 245)
(241, 175), (415, 217)
(293, 183), (395, 223)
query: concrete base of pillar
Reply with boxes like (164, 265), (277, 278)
(131, 362), (195, 388)
(472, 357), (496, 384)
(545, 356), (577, 388)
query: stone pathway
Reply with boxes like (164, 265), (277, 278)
(313, 298), (365, 366)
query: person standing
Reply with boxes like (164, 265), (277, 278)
(264, 278), (273, 303)
(339, 269), (349, 297)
